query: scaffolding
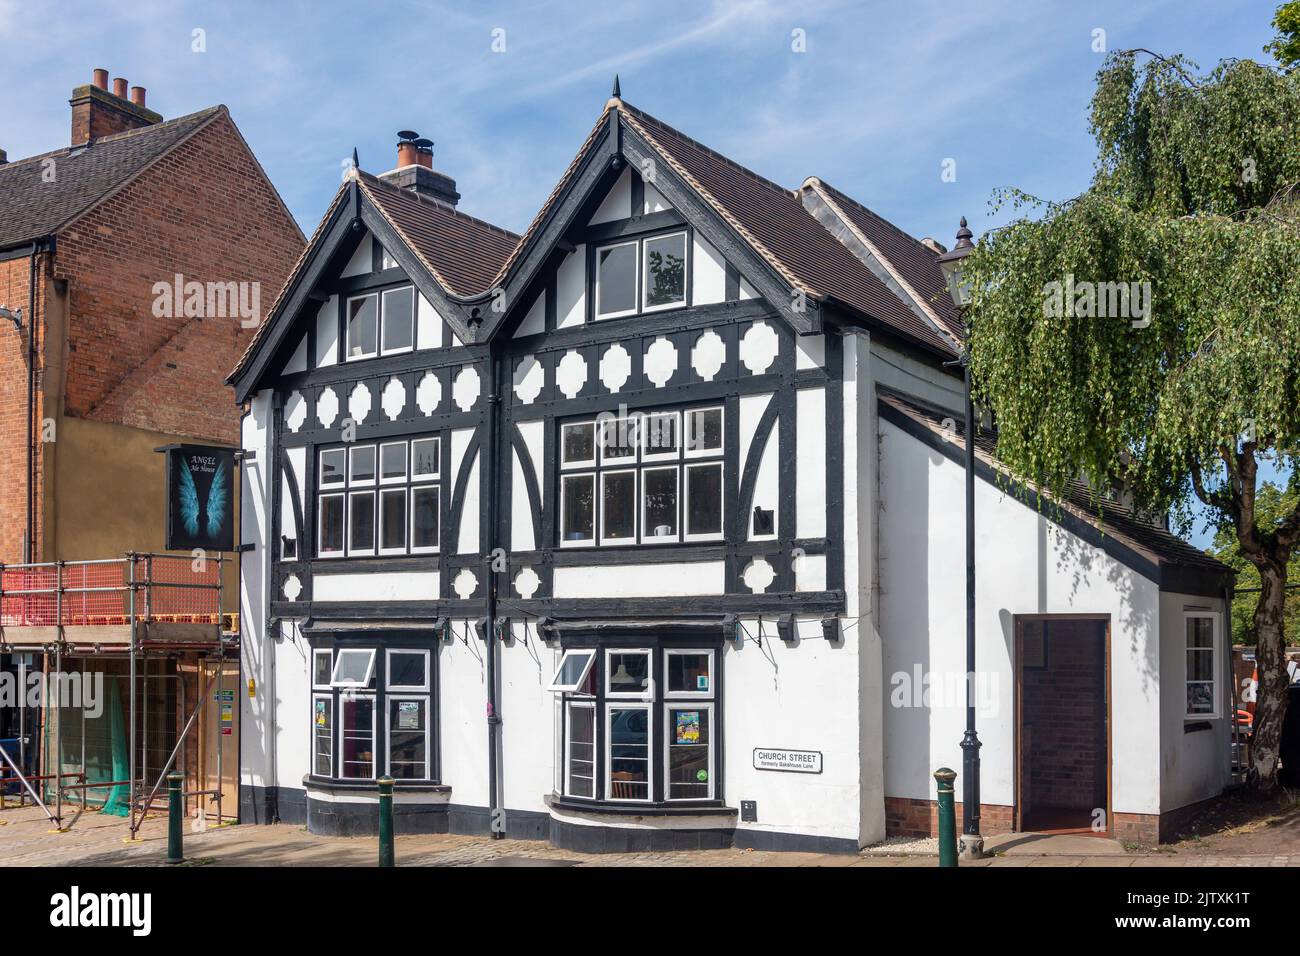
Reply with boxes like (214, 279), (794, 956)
(0, 552), (237, 837)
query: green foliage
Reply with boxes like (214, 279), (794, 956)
(1210, 482), (1300, 643)
(1267, 1), (1300, 70)
(964, 52), (1300, 541)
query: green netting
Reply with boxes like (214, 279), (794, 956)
(100, 676), (128, 815)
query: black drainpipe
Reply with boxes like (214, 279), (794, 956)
(481, 312), (504, 837)
(24, 240), (45, 564)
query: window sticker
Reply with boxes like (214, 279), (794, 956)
(675, 710), (701, 745)
(315, 699), (328, 726)
(397, 700), (421, 729)
(697, 675), (709, 691)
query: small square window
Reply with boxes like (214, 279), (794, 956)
(331, 648), (377, 687)
(349, 491), (376, 555)
(685, 407), (723, 457)
(548, 649), (597, 693)
(349, 445), (376, 484)
(313, 649), (333, 688)
(595, 241), (639, 319)
(562, 422), (596, 468)
(561, 474), (595, 545)
(346, 294), (378, 360)
(319, 448), (346, 487)
(601, 470), (637, 544)
(411, 438), (440, 481)
(381, 287), (415, 354)
(411, 486), (440, 553)
(607, 650), (651, 697)
(318, 494), (345, 556)
(379, 489), (407, 554)
(642, 411), (680, 461)
(642, 466), (679, 542)
(685, 463), (723, 539)
(600, 415), (639, 464)
(642, 232), (687, 311)
(380, 442), (407, 483)
(387, 649), (429, 691)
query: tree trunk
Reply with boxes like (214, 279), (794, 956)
(1248, 561), (1289, 796)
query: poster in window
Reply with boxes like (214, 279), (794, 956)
(314, 700), (328, 726)
(397, 700), (421, 729)
(675, 710), (700, 744)
(165, 445), (236, 552)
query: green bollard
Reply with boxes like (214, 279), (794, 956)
(166, 771), (184, 864)
(934, 767), (958, 868)
(378, 776), (395, 868)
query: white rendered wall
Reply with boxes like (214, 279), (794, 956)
(239, 393), (273, 792)
(438, 620), (490, 809)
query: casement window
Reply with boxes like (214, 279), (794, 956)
(1185, 614), (1219, 717)
(550, 644), (718, 805)
(594, 230), (688, 320)
(558, 405), (724, 547)
(310, 644), (436, 782)
(346, 285), (415, 360)
(317, 437), (441, 557)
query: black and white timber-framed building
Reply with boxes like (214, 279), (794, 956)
(229, 87), (1237, 851)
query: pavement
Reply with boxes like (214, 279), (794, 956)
(2, 803), (1298, 867)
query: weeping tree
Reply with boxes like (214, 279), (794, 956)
(963, 46), (1300, 795)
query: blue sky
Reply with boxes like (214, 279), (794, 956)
(0, 0), (1284, 546)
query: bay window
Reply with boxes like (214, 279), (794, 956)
(594, 230), (688, 320)
(317, 436), (441, 557)
(558, 405), (724, 547)
(310, 644), (436, 782)
(550, 643), (719, 805)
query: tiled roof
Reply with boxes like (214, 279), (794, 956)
(879, 390), (1234, 577)
(0, 107), (223, 249)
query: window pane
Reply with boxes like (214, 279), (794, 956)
(350, 445), (376, 483)
(350, 492), (375, 552)
(643, 412), (679, 458)
(1187, 617), (1214, 649)
(1187, 649), (1214, 683)
(313, 698), (332, 776)
(340, 697), (375, 778)
(562, 423), (595, 465)
(668, 653), (710, 694)
(332, 649), (375, 685)
(686, 464), (723, 536)
(412, 486), (440, 550)
(389, 651), (427, 688)
(644, 233), (686, 308)
(597, 243), (637, 317)
(314, 651), (332, 687)
(686, 408), (723, 453)
(347, 295), (378, 358)
(567, 704), (595, 798)
(562, 474), (595, 542)
(388, 698), (427, 779)
(412, 438), (440, 479)
(643, 467), (678, 539)
(320, 449), (346, 486)
(319, 495), (345, 555)
(551, 650), (595, 690)
(380, 443), (407, 481)
(608, 707), (649, 800)
(608, 651), (650, 694)
(1187, 681), (1214, 715)
(382, 287), (414, 352)
(380, 490), (407, 551)
(602, 471), (636, 541)
(668, 708), (710, 799)
(600, 416), (638, 462)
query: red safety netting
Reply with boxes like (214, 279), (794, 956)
(0, 557), (221, 627)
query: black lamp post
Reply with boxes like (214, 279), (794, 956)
(936, 217), (984, 859)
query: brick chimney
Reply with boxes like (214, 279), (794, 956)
(378, 131), (460, 208)
(70, 67), (163, 145)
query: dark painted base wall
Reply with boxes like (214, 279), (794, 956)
(239, 784), (859, 853)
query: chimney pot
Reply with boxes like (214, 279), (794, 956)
(112, 77), (128, 99)
(0, 148), (8, 165)
(397, 140), (419, 168)
(130, 86), (146, 107)
(92, 68), (109, 90)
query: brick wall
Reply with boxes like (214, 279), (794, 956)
(1022, 621), (1107, 813)
(0, 252), (48, 564)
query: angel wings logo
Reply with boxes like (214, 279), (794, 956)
(166, 446), (235, 551)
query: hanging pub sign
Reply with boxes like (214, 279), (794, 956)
(164, 444), (235, 552)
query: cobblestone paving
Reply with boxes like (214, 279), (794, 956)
(3, 805), (1298, 867)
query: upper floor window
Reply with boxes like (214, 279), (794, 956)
(559, 405), (723, 547)
(594, 230), (688, 321)
(346, 285), (415, 360)
(317, 436), (440, 558)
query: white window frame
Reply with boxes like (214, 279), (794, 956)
(409, 485), (441, 555)
(348, 444), (377, 485)
(345, 292), (379, 361)
(312, 649), (333, 690)
(317, 492), (346, 558)
(559, 472), (597, 549)
(663, 701), (714, 801)
(560, 421), (597, 470)
(386, 648), (430, 692)
(318, 447), (347, 488)
(378, 441), (408, 485)
(605, 648), (653, 700)
(683, 461), (725, 542)
(338, 692), (377, 780)
(1184, 611), (1220, 719)
(599, 468), (638, 545)
(664, 648), (714, 698)
(640, 230), (689, 314)
(565, 700), (597, 798)
(548, 649), (597, 693)
(377, 488), (408, 556)
(410, 437), (440, 482)
(385, 693), (431, 781)
(683, 406), (724, 460)
(640, 464), (680, 545)
(347, 490), (377, 557)
(641, 410), (680, 463)
(312, 693), (334, 777)
(599, 413), (640, 465)
(331, 647), (377, 688)
(604, 702), (652, 803)
(594, 239), (641, 320)
(380, 286), (415, 357)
